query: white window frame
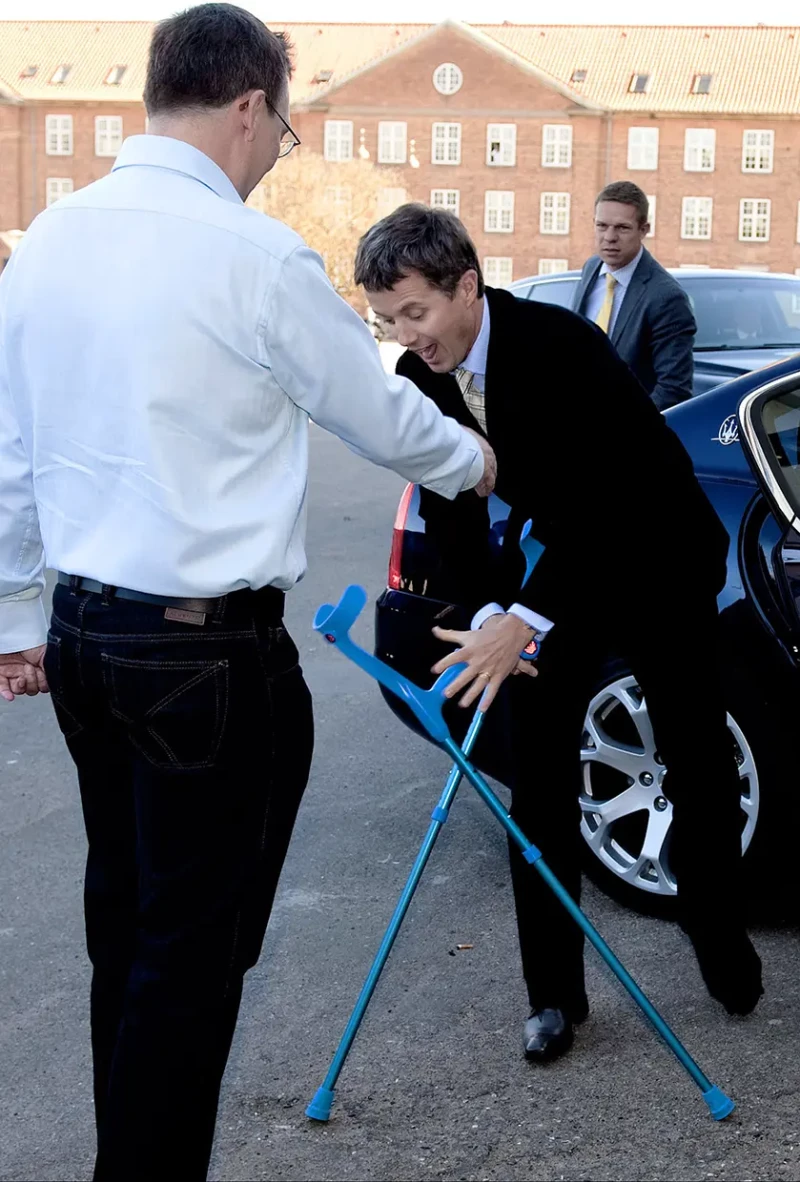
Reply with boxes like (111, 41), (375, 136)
(433, 63), (463, 96)
(538, 258), (569, 275)
(681, 196), (713, 240)
(431, 189), (460, 216)
(484, 191), (515, 233)
(432, 122), (461, 166)
(742, 130), (774, 174)
(627, 127), (659, 171)
(542, 124), (573, 168)
(797, 201), (800, 245)
(95, 115), (123, 157)
(324, 120), (353, 162)
(45, 114), (73, 156)
(739, 198), (771, 242)
(376, 187), (407, 218)
(484, 257), (513, 288)
(684, 128), (716, 172)
(46, 177), (73, 205)
(540, 192), (571, 235)
(486, 123), (516, 167)
(646, 194), (656, 237)
(377, 122), (407, 165)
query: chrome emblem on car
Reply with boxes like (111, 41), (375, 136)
(713, 415), (740, 446)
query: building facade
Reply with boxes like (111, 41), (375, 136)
(3, 19), (800, 281)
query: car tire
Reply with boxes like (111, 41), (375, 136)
(578, 664), (774, 918)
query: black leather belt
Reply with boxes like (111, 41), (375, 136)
(56, 573), (284, 626)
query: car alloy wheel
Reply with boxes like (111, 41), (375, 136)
(579, 675), (759, 897)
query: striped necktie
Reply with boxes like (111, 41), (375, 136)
(454, 367), (487, 433)
(595, 272), (618, 334)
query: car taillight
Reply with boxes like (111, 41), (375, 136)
(388, 482), (414, 590)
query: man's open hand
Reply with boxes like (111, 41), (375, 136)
(0, 645), (49, 702)
(431, 613), (537, 712)
(464, 428), (497, 498)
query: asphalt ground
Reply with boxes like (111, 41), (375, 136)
(2, 423), (800, 1182)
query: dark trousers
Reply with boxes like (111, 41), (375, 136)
(45, 583), (314, 1181)
(507, 583), (744, 1015)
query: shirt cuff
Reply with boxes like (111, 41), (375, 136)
(471, 602), (505, 630)
(508, 603), (555, 634)
(462, 439), (485, 492)
(0, 594), (48, 652)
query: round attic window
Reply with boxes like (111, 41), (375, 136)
(433, 62), (463, 95)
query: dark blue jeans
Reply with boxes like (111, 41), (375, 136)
(46, 583), (313, 1181)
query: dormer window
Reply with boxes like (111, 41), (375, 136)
(50, 64), (71, 85)
(313, 69), (333, 84)
(19, 65), (38, 78)
(571, 69), (587, 83)
(105, 65), (127, 85)
(692, 73), (713, 94)
(629, 73), (650, 94)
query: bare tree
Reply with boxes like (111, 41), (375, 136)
(247, 152), (407, 313)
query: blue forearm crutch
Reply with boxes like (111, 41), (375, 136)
(306, 539), (735, 1123)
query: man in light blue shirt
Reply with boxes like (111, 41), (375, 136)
(0, 6), (495, 1178)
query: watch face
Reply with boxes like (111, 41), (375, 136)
(522, 637), (539, 658)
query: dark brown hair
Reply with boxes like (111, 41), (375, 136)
(355, 203), (484, 297)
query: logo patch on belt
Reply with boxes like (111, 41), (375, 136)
(164, 607), (207, 626)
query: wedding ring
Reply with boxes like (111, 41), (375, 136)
(478, 670), (491, 680)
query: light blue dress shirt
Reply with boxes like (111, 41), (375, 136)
(0, 135), (484, 651)
(454, 298), (554, 637)
(583, 246), (644, 335)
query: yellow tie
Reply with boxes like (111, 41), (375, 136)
(595, 272), (618, 334)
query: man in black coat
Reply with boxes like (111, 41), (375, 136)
(355, 204), (763, 1063)
(573, 181), (696, 411)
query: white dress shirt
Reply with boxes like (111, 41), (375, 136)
(583, 246), (644, 336)
(452, 300), (554, 638)
(0, 134), (484, 652)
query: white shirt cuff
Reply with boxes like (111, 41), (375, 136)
(508, 603), (555, 634)
(471, 602), (505, 630)
(462, 439), (485, 492)
(0, 594), (48, 652)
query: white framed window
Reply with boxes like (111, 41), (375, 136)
(431, 189), (460, 216)
(627, 127), (659, 170)
(739, 198), (771, 241)
(95, 115), (123, 157)
(378, 122), (407, 165)
(376, 187), (407, 218)
(324, 120), (353, 162)
(484, 191), (514, 233)
(684, 128), (716, 172)
(486, 124), (516, 167)
(542, 124), (573, 168)
(797, 201), (800, 244)
(681, 196), (713, 240)
(538, 258), (568, 275)
(540, 192), (570, 235)
(433, 63), (463, 95)
(432, 123), (461, 165)
(484, 257), (513, 288)
(742, 130), (774, 173)
(646, 194), (656, 236)
(324, 185), (352, 221)
(46, 177), (73, 205)
(45, 114), (73, 156)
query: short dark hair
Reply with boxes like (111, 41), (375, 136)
(595, 181), (650, 226)
(354, 203), (485, 297)
(144, 3), (293, 116)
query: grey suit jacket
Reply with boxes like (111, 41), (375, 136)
(572, 248), (697, 410)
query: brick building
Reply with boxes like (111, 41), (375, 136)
(3, 19), (800, 281)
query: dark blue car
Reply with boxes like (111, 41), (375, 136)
(375, 326), (800, 914)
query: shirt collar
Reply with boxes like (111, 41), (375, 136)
(112, 135), (243, 205)
(600, 246), (644, 289)
(459, 297), (490, 378)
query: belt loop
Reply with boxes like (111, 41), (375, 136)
(68, 574), (80, 596)
(101, 584), (115, 607)
(212, 594), (227, 625)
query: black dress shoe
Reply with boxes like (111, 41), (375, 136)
(523, 1008), (574, 1062)
(684, 921), (764, 1016)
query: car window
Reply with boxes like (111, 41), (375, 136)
(678, 277), (800, 351)
(739, 379), (800, 531)
(524, 278), (579, 310)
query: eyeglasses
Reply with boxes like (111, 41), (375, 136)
(238, 96), (301, 159)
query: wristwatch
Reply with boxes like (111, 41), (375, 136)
(519, 629), (548, 662)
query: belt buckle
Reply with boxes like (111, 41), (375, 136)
(164, 607), (207, 626)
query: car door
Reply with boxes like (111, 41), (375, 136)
(738, 373), (800, 535)
(524, 277), (580, 309)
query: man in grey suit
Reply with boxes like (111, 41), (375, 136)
(573, 181), (696, 410)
